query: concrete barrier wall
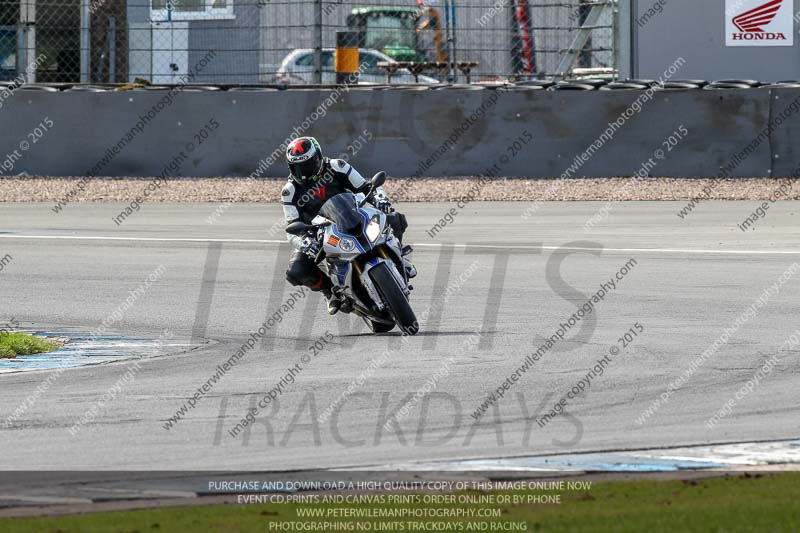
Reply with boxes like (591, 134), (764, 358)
(0, 87), (798, 179)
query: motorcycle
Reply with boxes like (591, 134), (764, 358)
(286, 172), (419, 336)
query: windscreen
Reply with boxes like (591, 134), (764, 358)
(319, 192), (363, 235)
(365, 15), (416, 50)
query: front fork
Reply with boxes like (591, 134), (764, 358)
(352, 247), (406, 311)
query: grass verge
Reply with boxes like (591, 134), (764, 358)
(0, 331), (61, 358)
(1, 473), (798, 532)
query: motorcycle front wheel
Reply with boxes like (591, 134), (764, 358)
(363, 316), (395, 333)
(369, 262), (419, 336)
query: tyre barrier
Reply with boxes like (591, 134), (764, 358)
(624, 78), (660, 87)
(704, 82), (753, 90)
(15, 85), (59, 92)
(551, 82), (596, 91)
(517, 80), (556, 89)
(670, 79), (709, 87)
(654, 82), (702, 91)
(600, 82), (649, 91)
(712, 79), (761, 87)
(0, 78), (792, 92)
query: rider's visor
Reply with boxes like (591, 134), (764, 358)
(289, 152), (322, 181)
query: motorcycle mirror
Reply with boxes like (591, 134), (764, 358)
(360, 171), (387, 207)
(285, 221), (313, 235)
(371, 171), (386, 188)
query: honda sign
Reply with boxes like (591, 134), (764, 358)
(726, 0), (794, 46)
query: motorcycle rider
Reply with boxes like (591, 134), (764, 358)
(282, 136), (416, 315)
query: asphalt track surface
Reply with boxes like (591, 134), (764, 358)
(1, 201), (799, 472)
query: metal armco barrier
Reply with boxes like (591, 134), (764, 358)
(0, 87), (797, 178)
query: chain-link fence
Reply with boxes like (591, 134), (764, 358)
(0, 0), (615, 85)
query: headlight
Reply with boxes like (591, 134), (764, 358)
(365, 216), (381, 243)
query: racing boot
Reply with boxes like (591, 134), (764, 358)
(338, 297), (354, 314)
(322, 288), (341, 316)
(401, 245), (417, 279)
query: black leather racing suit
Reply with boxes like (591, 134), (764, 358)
(282, 157), (406, 291)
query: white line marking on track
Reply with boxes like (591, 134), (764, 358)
(0, 234), (798, 255)
(0, 494), (93, 505)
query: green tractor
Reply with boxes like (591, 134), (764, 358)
(346, 6), (447, 63)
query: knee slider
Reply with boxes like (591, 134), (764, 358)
(286, 269), (304, 286)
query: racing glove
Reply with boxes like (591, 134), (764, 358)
(300, 236), (321, 259)
(372, 189), (394, 214)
